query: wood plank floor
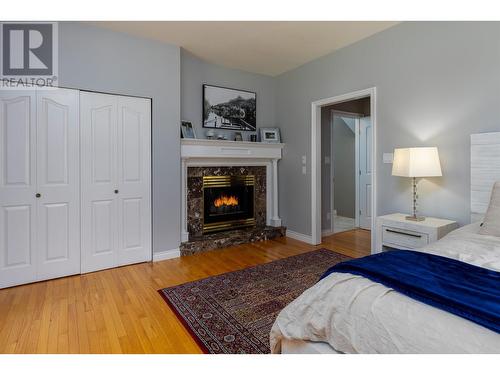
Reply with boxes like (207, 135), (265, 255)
(0, 229), (370, 354)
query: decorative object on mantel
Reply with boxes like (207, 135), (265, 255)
(392, 147), (442, 221)
(234, 132), (243, 141)
(181, 121), (196, 139)
(216, 133), (228, 140)
(203, 84), (257, 131)
(250, 134), (257, 142)
(205, 129), (215, 139)
(260, 127), (281, 143)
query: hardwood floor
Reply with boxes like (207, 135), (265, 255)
(0, 229), (370, 354)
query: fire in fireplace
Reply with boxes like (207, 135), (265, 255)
(203, 175), (255, 233)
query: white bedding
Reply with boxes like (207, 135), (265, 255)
(270, 223), (500, 353)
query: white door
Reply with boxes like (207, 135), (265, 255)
(0, 91), (38, 288)
(80, 92), (118, 273)
(36, 89), (80, 280)
(80, 92), (151, 273)
(116, 96), (151, 266)
(359, 116), (372, 230)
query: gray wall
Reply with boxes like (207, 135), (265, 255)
(181, 50), (276, 142)
(321, 107), (332, 230)
(277, 22), (500, 236)
(328, 97), (371, 116)
(333, 116), (356, 218)
(59, 22), (181, 253)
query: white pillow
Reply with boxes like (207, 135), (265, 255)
(479, 181), (500, 237)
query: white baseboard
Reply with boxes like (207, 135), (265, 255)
(321, 229), (334, 237)
(153, 248), (180, 262)
(286, 230), (314, 245)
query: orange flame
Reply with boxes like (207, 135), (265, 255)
(214, 195), (239, 208)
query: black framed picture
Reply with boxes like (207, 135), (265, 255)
(203, 84), (256, 131)
(181, 121), (196, 139)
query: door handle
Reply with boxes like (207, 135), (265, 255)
(385, 229), (422, 238)
(36, 193), (41, 198)
(114, 189), (119, 194)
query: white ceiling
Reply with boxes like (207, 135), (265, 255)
(92, 21), (398, 76)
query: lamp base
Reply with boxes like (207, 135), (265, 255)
(405, 215), (425, 222)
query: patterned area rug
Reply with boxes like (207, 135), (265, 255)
(159, 249), (351, 354)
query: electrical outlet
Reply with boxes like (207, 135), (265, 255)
(301, 155), (306, 164)
(302, 166), (306, 175)
(327, 212), (331, 220)
(324, 156), (330, 165)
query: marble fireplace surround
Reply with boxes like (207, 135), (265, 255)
(181, 139), (284, 243)
(187, 166), (266, 237)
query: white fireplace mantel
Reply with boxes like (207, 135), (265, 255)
(180, 139), (285, 243)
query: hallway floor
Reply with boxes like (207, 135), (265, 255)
(333, 215), (356, 233)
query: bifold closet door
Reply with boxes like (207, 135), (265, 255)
(36, 89), (80, 280)
(116, 95), (152, 267)
(80, 92), (151, 273)
(0, 89), (80, 288)
(0, 91), (38, 287)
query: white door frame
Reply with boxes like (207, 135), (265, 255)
(329, 110), (361, 234)
(311, 87), (377, 251)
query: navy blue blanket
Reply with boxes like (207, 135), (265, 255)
(320, 250), (500, 334)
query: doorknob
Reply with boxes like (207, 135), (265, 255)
(114, 189), (119, 194)
(36, 193), (41, 198)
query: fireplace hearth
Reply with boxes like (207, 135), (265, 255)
(203, 175), (255, 233)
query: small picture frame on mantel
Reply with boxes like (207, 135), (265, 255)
(260, 127), (281, 143)
(181, 121), (196, 139)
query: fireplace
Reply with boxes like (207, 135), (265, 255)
(203, 175), (256, 233)
(180, 141), (285, 255)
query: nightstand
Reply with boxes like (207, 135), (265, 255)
(376, 213), (458, 252)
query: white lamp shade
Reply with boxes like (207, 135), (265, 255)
(392, 147), (442, 177)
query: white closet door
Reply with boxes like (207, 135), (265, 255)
(80, 92), (118, 273)
(81, 92), (151, 273)
(36, 89), (80, 280)
(0, 91), (38, 288)
(116, 96), (151, 266)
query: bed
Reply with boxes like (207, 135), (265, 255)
(270, 132), (500, 354)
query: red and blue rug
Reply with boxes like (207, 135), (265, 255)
(159, 249), (350, 354)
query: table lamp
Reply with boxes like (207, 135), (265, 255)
(392, 147), (442, 221)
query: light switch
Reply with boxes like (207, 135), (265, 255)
(324, 156), (331, 165)
(383, 153), (394, 164)
(301, 155), (306, 165)
(302, 166), (307, 175)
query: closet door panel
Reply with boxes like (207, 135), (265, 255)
(117, 96), (151, 266)
(80, 92), (118, 273)
(36, 89), (80, 280)
(0, 92), (37, 288)
(91, 199), (115, 254)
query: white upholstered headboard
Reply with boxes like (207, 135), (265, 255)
(470, 132), (500, 223)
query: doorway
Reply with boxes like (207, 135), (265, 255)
(311, 88), (376, 250)
(323, 107), (372, 236)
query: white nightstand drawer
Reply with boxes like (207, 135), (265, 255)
(382, 226), (429, 249)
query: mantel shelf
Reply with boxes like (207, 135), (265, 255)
(181, 138), (284, 149)
(181, 138), (284, 160)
